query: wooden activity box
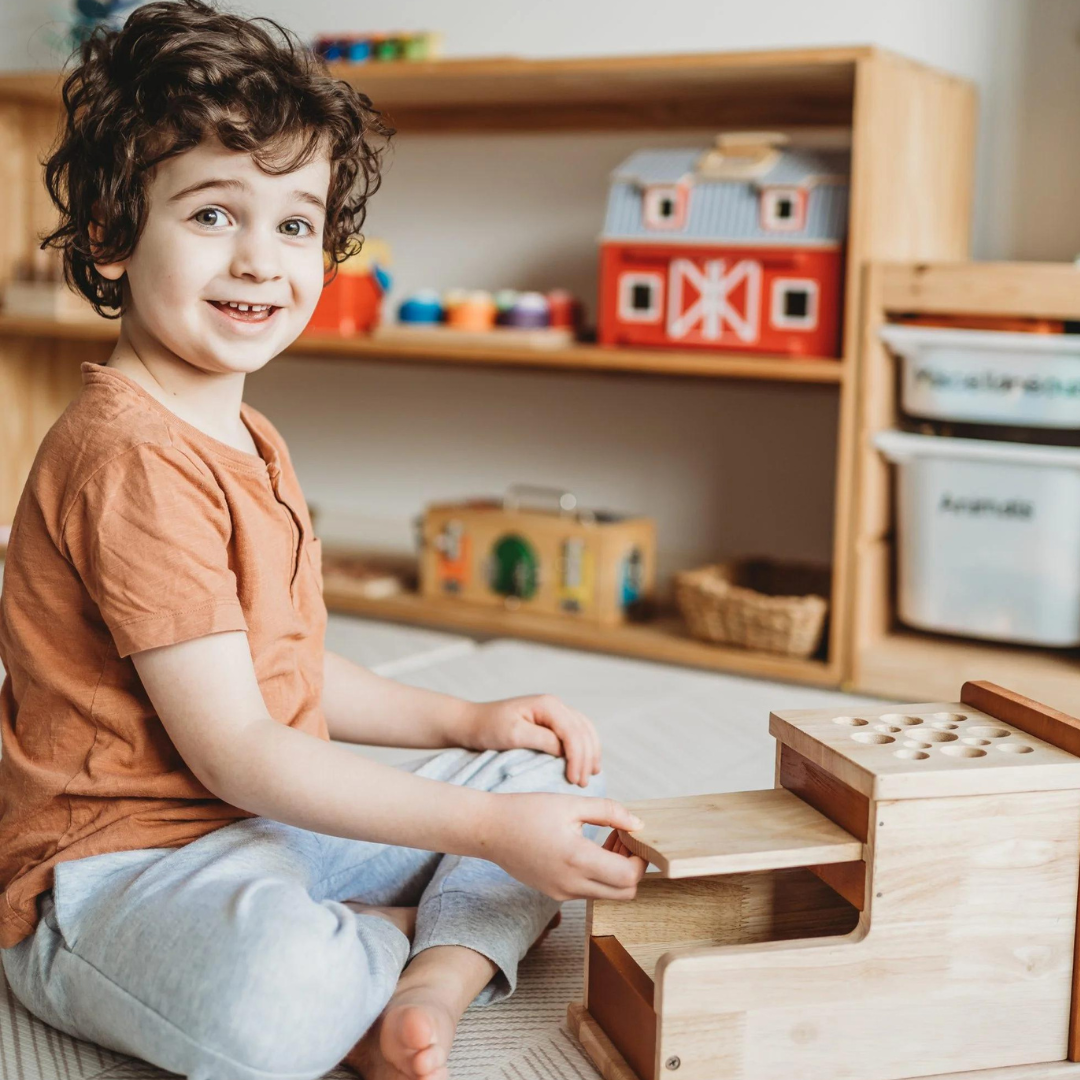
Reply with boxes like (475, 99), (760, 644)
(419, 485), (656, 626)
(568, 681), (1080, 1080)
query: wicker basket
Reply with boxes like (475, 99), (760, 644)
(674, 558), (830, 658)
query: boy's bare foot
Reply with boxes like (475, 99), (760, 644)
(345, 982), (456, 1080)
(342, 913), (561, 1080)
(343, 942), (499, 1080)
(343, 902), (418, 941)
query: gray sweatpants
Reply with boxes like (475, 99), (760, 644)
(2, 746), (606, 1080)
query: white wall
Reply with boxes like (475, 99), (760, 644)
(4, 1), (1077, 587)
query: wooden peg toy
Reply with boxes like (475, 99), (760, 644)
(568, 681), (1080, 1080)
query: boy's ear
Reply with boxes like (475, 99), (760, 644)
(88, 200), (128, 281)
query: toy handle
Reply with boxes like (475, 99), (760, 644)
(503, 484), (578, 515)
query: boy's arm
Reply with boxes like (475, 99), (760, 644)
(130, 629), (645, 900)
(321, 648), (473, 748)
(321, 649), (604, 788)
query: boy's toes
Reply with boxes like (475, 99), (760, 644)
(379, 995), (455, 1079)
(412, 1041), (448, 1076)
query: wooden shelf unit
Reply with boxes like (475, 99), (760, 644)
(0, 314), (847, 383)
(0, 47), (977, 685)
(320, 566), (838, 685)
(851, 261), (1080, 712)
(0, 47), (898, 132)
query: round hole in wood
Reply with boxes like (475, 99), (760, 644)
(903, 739), (932, 749)
(919, 730), (959, 743)
(931, 712), (967, 722)
(940, 745), (986, 758)
(966, 727), (1011, 739)
(894, 749), (930, 760)
(996, 743), (1034, 754)
(875, 724), (902, 733)
(832, 716), (869, 726)
(878, 714), (924, 726)
(962, 738), (991, 746)
(852, 732), (895, 745)
(930, 722), (959, 730)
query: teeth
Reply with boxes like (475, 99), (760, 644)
(221, 301), (271, 312)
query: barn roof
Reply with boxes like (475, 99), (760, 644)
(603, 146), (849, 244)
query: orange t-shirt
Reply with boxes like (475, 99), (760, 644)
(0, 360), (328, 948)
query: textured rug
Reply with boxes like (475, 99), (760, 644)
(0, 634), (886, 1079)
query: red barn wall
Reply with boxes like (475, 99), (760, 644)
(598, 241), (845, 358)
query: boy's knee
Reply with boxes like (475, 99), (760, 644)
(196, 895), (393, 1074)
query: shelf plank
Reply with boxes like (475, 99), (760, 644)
(881, 261), (1080, 321)
(857, 629), (1080, 717)
(0, 47), (875, 130)
(0, 315), (845, 384)
(621, 788), (864, 878)
(300, 332), (846, 382)
(321, 574), (838, 685)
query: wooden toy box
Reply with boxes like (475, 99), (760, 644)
(568, 682), (1080, 1080)
(419, 491), (656, 626)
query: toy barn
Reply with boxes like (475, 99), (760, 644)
(598, 132), (850, 358)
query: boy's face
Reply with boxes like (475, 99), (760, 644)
(96, 135), (331, 375)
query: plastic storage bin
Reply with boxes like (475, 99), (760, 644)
(875, 430), (1080, 647)
(879, 324), (1080, 428)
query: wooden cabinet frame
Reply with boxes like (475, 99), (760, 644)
(850, 262), (1080, 712)
(0, 47), (976, 685)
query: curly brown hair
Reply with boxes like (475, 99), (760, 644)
(40, 0), (394, 318)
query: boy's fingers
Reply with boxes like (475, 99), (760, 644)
(565, 734), (591, 786)
(582, 872), (641, 900)
(573, 735), (591, 786)
(569, 710), (601, 776)
(563, 735), (579, 783)
(580, 843), (647, 889)
(578, 798), (644, 832)
(610, 847), (648, 878)
(521, 722), (563, 757)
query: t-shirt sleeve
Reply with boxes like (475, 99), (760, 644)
(62, 442), (249, 658)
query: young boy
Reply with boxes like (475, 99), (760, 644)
(0, 4), (647, 1079)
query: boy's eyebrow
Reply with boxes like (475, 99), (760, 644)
(168, 177), (327, 213)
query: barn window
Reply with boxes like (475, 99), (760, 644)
(643, 185), (686, 229)
(760, 186), (806, 231)
(618, 272), (664, 323)
(770, 278), (819, 330)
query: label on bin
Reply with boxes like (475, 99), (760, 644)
(901, 347), (1080, 427)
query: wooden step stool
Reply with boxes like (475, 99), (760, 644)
(567, 682), (1080, 1080)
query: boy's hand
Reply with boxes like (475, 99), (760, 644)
(602, 827), (646, 862)
(462, 694), (601, 787)
(484, 792), (648, 901)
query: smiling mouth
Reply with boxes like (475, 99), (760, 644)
(208, 300), (280, 322)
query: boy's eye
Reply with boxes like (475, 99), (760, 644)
(193, 207), (229, 228)
(281, 219), (315, 238)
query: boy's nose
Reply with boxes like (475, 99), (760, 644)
(229, 232), (283, 282)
